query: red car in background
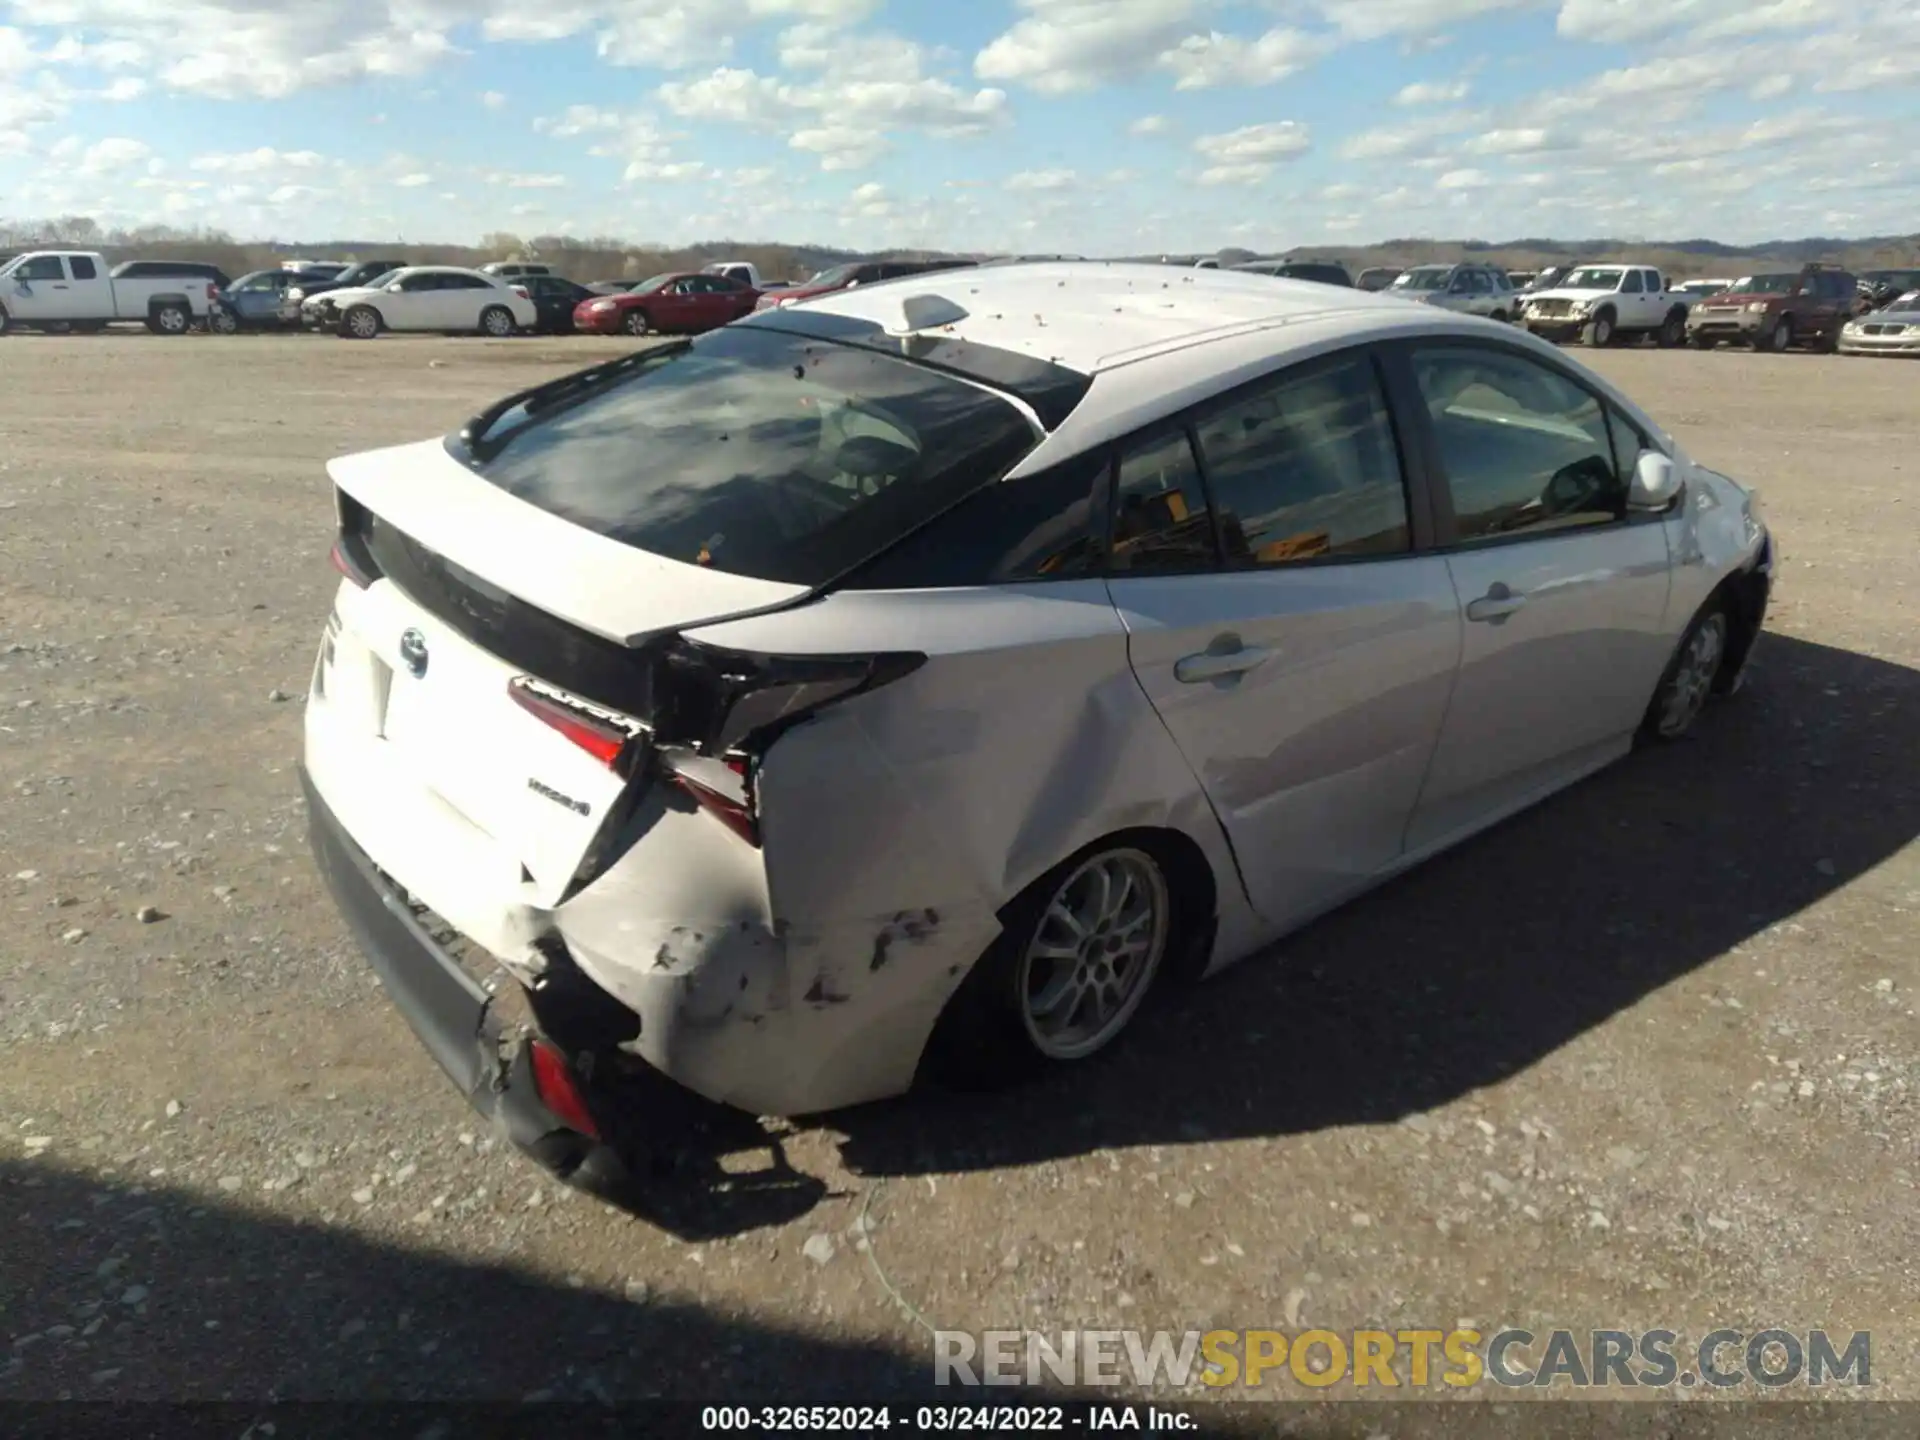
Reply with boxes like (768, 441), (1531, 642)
(572, 271), (758, 336)
(751, 257), (978, 313)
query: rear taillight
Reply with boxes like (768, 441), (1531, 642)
(508, 677), (640, 771)
(528, 1040), (600, 1139)
(649, 640), (924, 755)
(664, 751), (760, 846)
(511, 284), (531, 299)
(329, 489), (383, 588)
(329, 537), (376, 588)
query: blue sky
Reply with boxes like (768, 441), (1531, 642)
(3, 0), (1916, 252)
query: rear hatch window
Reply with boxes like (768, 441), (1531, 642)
(454, 326), (1042, 587)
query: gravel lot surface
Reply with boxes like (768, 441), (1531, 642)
(2, 332), (1916, 1416)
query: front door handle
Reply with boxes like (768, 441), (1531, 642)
(1175, 642), (1271, 683)
(1465, 583), (1527, 623)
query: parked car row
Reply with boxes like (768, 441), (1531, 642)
(7, 244), (1915, 359)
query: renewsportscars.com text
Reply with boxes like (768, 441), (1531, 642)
(934, 1328), (1872, 1390)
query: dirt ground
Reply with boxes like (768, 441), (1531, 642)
(1, 330), (1916, 1416)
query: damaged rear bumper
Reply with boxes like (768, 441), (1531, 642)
(300, 764), (630, 1187)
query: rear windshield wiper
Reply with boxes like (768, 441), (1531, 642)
(458, 341), (692, 462)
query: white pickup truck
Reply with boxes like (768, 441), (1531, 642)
(701, 260), (776, 289)
(1517, 263), (1693, 348)
(0, 250), (218, 336)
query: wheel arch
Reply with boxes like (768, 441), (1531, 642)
(1709, 560), (1769, 694)
(989, 823), (1221, 988)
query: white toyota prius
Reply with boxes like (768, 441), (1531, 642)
(301, 262), (1772, 1188)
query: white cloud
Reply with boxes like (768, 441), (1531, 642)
(189, 147), (328, 173)
(71, 135), (149, 174)
(974, 0), (1201, 94)
(395, 172), (433, 186)
(482, 171), (569, 188)
(1129, 113), (1169, 135)
(1193, 120), (1310, 184)
(480, 90), (506, 108)
(653, 34), (1007, 171)
(1005, 168), (1077, 191)
(1395, 78), (1469, 104)
(1463, 126), (1565, 154)
(1435, 167), (1490, 188)
(1159, 27), (1328, 89)
(1307, 0), (1540, 41)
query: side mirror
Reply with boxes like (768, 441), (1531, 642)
(1628, 451), (1681, 511)
(387, 283), (404, 293)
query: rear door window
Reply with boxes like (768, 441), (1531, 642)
(460, 326), (1044, 587)
(69, 256), (98, 280)
(1190, 354), (1411, 564)
(1110, 430), (1217, 574)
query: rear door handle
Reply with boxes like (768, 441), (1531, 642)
(1465, 584), (1527, 623)
(1175, 643), (1271, 683)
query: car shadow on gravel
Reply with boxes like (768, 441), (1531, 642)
(816, 631), (1920, 1179)
(0, 1159), (1310, 1437)
(0, 1157), (932, 1411)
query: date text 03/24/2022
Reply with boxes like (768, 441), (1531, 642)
(700, 1404), (1196, 1431)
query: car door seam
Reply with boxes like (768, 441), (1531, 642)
(1397, 560), (1470, 855)
(1101, 579), (1262, 916)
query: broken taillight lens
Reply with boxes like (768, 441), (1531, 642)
(507, 677), (638, 771)
(663, 752), (761, 846)
(528, 1039), (600, 1139)
(649, 640), (925, 755)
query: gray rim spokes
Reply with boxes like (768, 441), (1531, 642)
(1663, 616), (1725, 733)
(1023, 850), (1168, 1059)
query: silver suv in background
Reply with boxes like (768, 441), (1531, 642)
(1387, 262), (1520, 321)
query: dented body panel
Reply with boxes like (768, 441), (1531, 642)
(302, 262), (1774, 1145)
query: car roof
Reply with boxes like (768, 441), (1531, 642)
(780, 260), (1486, 376)
(757, 260), (1677, 478)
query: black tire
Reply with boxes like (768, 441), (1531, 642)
(0, 306), (10, 337)
(1691, 332), (1717, 350)
(152, 303), (191, 336)
(1657, 309), (1687, 348)
(340, 305), (381, 340)
(1490, 309), (1509, 325)
(479, 305), (515, 338)
(1640, 600), (1732, 744)
(1583, 309), (1616, 347)
(927, 834), (1196, 1088)
(207, 307), (239, 336)
(621, 308), (652, 336)
(1766, 316), (1793, 353)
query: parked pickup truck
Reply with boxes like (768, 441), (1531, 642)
(1518, 263), (1692, 347)
(0, 250), (217, 335)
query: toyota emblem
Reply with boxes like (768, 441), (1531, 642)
(398, 628), (429, 679)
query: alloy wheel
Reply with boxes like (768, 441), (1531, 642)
(1018, 848), (1170, 1061)
(1658, 613), (1727, 737)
